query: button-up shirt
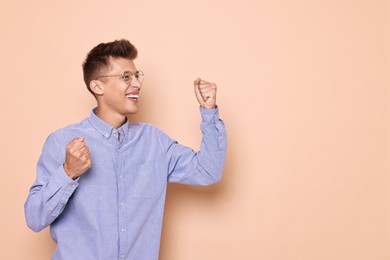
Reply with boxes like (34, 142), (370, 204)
(24, 107), (227, 260)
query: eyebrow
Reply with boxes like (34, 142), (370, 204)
(123, 70), (137, 74)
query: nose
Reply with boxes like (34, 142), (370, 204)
(131, 76), (142, 89)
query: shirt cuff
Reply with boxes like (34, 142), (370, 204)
(46, 165), (80, 196)
(200, 106), (220, 124)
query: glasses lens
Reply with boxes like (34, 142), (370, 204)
(123, 71), (144, 84)
(135, 71), (144, 83)
(123, 72), (132, 83)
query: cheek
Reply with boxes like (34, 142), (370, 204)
(104, 89), (124, 105)
(108, 85), (126, 97)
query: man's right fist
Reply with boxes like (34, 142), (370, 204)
(63, 137), (92, 180)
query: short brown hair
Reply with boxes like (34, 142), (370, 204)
(82, 39), (138, 94)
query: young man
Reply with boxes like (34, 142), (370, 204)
(24, 39), (227, 259)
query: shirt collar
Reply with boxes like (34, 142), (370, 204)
(89, 108), (129, 140)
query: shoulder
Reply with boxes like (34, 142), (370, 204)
(128, 122), (176, 151)
(45, 118), (90, 145)
(128, 122), (174, 142)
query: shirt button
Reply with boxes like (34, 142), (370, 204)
(72, 184), (77, 188)
(121, 228), (125, 232)
(120, 202), (124, 206)
(119, 175), (123, 178)
(120, 254), (124, 258)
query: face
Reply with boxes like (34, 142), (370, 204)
(95, 57), (142, 117)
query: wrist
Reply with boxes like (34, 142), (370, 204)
(63, 164), (78, 180)
(203, 105), (216, 109)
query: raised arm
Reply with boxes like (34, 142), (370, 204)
(165, 78), (227, 185)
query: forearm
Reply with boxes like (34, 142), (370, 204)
(24, 166), (78, 232)
(195, 107), (227, 182)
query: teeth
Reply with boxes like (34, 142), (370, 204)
(126, 94), (138, 99)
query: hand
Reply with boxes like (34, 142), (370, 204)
(194, 77), (217, 109)
(63, 137), (92, 179)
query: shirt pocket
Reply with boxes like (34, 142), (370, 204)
(125, 161), (167, 199)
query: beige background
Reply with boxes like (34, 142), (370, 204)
(1, 0), (389, 259)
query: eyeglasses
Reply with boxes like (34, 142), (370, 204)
(96, 70), (144, 84)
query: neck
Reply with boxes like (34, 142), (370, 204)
(95, 107), (127, 129)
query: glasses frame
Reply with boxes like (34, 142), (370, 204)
(96, 70), (144, 84)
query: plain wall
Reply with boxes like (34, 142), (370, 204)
(1, 0), (389, 259)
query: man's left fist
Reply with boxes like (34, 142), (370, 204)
(194, 77), (217, 109)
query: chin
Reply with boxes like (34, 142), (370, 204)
(126, 108), (138, 114)
(123, 104), (139, 115)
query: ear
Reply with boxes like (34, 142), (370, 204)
(90, 80), (104, 96)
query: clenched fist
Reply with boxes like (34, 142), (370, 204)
(63, 137), (92, 180)
(194, 78), (217, 109)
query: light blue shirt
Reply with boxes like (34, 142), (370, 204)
(24, 107), (227, 260)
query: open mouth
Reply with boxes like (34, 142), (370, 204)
(126, 93), (139, 101)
